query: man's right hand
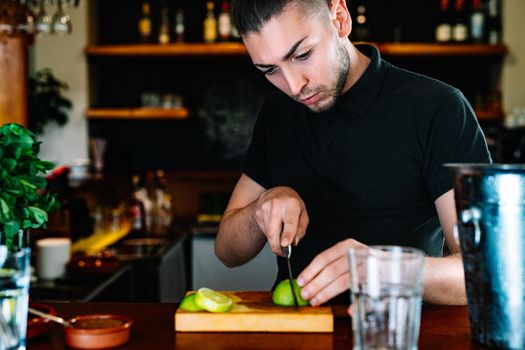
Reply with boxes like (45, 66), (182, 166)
(253, 186), (309, 256)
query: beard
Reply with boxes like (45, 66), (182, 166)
(295, 44), (350, 113)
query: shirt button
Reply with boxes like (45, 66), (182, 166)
(326, 140), (333, 148)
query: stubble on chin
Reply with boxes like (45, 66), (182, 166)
(305, 45), (351, 114)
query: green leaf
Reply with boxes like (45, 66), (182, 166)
(13, 147), (22, 160)
(28, 206), (48, 226)
(0, 197), (10, 218)
(1, 158), (17, 172)
(3, 221), (20, 239)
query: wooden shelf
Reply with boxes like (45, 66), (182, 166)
(85, 42), (507, 58)
(86, 108), (189, 120)
(375, 43), (507, 57)
(475, 108), (504, 121)
(86, 42), (247, 57)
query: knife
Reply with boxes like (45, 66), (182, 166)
(281, 245), (299, 307)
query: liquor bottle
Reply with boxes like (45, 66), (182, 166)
(435, 0), (452, 43)
(469, 0), (485, 43)
(486, 0), (501, 44)
(203, 1), (217, 43)
(452, 0), (468, 43)
(174, 8), (185, 42)
(218, 1), (232, 41)
(158, 0), (170, 44)
(352, 4), (370, 42)
(152, 169), (173, 233)
(128, 175), (146, 236)
(138, 1), (152, 42)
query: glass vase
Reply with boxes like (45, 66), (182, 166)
(0, 229), (30, 350)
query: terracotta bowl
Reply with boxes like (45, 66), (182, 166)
(64, 314), (132, 349)
(27, 303), (57, 339)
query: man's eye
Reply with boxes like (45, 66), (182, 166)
(296, 50), (312, 61)
(264, 67), (277, 76)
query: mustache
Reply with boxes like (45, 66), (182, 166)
(292, 85), (335, 102)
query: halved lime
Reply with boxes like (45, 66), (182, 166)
(194, 288), (234, 313)
(273, 279), (310, 306)
(179, 293), (204, 312)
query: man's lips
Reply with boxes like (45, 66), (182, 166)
(300, 92), (320, 105)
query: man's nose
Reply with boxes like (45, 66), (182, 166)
(283, 68), (307, 97)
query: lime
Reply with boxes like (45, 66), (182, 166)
(194, 288), (234, 313)
(273, 279), (310, 307)
(179, 293), (204, 312)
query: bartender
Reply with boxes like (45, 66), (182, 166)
(215, 0), (491, 305)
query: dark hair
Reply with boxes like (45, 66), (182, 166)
(232, 0), (329, 36)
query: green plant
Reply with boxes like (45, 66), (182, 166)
(28, 68), (72, 134)
(0, 123), (60, 248)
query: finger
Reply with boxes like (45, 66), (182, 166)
(347, 305), (353, 317)
(309, 271), (350, 306)
(300, 255), (349, 301)
(266, 214), (284, 256)
(297, 239), (356, 287)
(294, 211), (309, 246)
(281, 206), (301, 247)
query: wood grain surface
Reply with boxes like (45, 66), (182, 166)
(175, 291), (333, 333)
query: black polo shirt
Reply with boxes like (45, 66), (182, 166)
(243, 44), (491, 294)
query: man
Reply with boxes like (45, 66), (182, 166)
(215, 0), (491, 305)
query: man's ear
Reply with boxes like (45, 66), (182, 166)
(329, 0), (352, 38)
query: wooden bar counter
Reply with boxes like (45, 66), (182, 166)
(28, 302), (484, 350)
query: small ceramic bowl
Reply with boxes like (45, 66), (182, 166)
(64, 314), (132, 349)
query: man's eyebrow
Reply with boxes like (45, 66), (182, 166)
(253, 36), (309, 69)
(282, 36), (308, 61)
(254, 63), (275, 69)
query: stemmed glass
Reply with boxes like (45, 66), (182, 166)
(16, 0), (36, 36)
(35, 0), (52, 36)
(52, 0), (71, 35)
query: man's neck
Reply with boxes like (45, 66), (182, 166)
(342, 42), (372, 94)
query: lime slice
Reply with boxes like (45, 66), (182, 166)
(179, 293), (204, 312)
(194, 288), (234, 313)
(273, 279), (310, 306)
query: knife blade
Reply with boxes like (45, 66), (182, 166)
(281, 245), (299, 307)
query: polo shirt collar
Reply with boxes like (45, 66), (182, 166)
(335, 44), (388, 116)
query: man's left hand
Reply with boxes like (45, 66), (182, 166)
(296, 238), (367, 306)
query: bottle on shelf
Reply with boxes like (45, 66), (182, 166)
(138, 1), (153, 43)
(158, 0), (170, 44)
(128, 175), (147, 236)
(352, 4), (370, 42)
(486, 0), (501, 45)
(469, 0), (485, 43)
(218, 1), (232, 41)
(452, 0), (468, 43)
(203, 1), (217, 43)
(435, 0), (452, 43)
(131, 173), (154, 233)
(174, 8), (184, 42)
(152, 169), (173, 234)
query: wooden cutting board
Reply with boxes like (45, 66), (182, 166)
(174, 291), (333, 333)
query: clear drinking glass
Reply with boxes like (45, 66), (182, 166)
(0, 243), (30, 350)
(348, 246), (424, 350)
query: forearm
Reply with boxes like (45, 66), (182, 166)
(423, 253), (467, 305)
(215, 201), (267, 268)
